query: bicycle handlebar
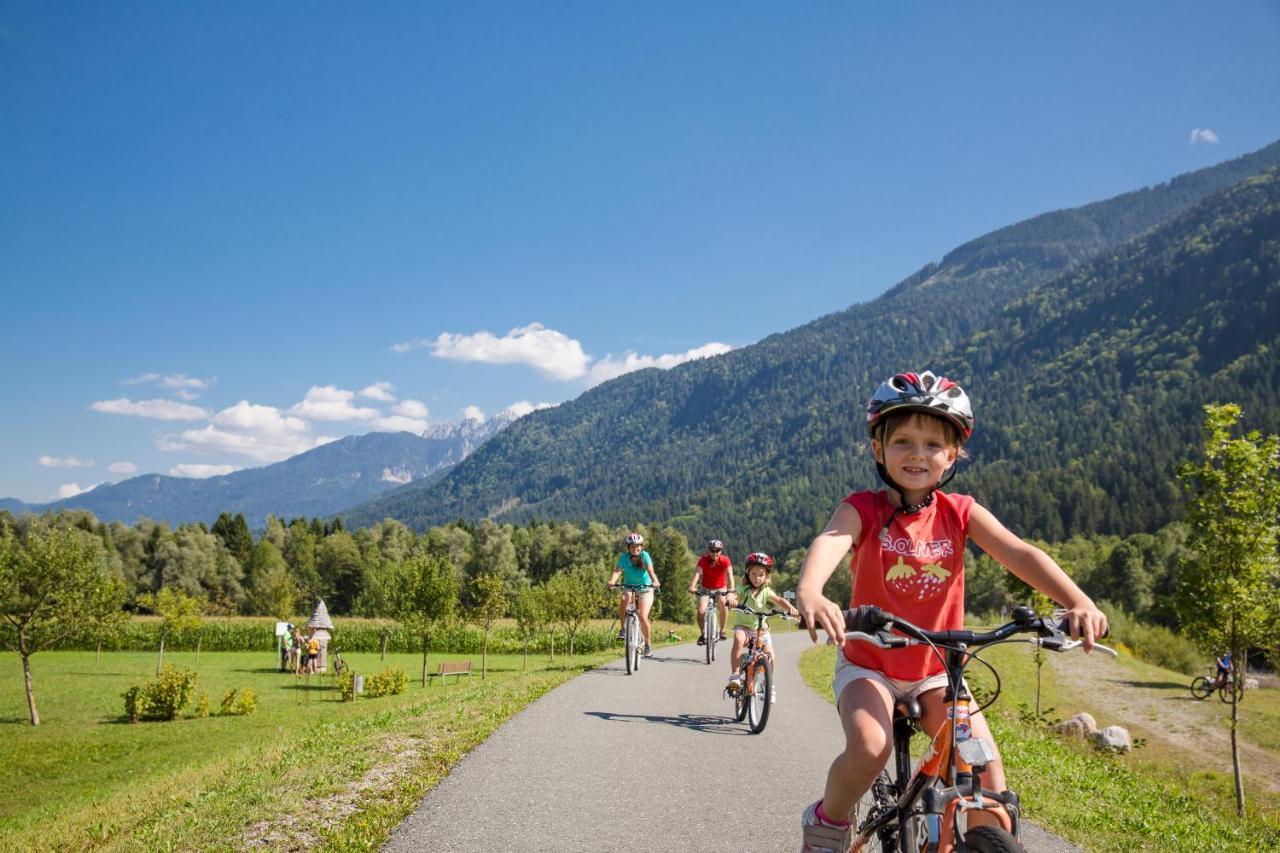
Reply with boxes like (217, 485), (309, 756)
(842, 605), (1117, 657)
(732, 604), (799, 621)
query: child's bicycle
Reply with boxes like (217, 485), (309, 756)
(1189, 672), (1243, 704)
(841, 604), (1116, 853)
(725, 604), (796, 734)
(694, 588), (732, 665)
(610, 583), (651, 675)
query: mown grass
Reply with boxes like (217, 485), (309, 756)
(798, 642), (1280, 852)
(2, 619), (687, 851)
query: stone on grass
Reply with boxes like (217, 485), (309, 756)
(1088, 725), (1132, 753)
(1052, 712), (1097, 739)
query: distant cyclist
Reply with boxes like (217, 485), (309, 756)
(725, 552), (798, 695)
(688, 538), (734, 645)
(1212, 651), (1234, 690)
(608, 532), (661, 657)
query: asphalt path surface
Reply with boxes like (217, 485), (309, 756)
(385, 631), (1081, 852)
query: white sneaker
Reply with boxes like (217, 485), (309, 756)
(800, 800), (851, 853)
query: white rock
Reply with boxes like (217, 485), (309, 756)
(1088, 725), (1132, 753)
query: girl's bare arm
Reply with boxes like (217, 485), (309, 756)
(969, 503), (1108, 649)
(795, 501), (862, 644)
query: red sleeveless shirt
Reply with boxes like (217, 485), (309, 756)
(841, 490), (974, 680)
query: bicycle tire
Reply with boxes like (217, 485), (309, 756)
(705, 607), (715, 665)
(734, 685), (748, 721)
(747, 656), (772, 733)
(624, 614), (636, 675)
(1189, 676), (1212, 700)
(962, 825), (1023, 852)
(1219, 682), (1244, 704)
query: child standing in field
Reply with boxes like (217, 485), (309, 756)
(795, 371), (1108, 853)
(725, 552), (799, 696)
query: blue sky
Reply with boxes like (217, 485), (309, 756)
(3, 2), (1279, 502)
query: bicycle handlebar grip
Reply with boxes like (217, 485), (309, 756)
(843, 605), (890, 633)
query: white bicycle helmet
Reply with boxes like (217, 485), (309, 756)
(707, 539), (724, 551)
(866, 371), (973, 441)
(624, 532), (644, 546)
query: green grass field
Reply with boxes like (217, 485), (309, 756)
(798, 641), (1280, 852)
(1, 619), (688, 852)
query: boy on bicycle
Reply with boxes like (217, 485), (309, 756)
(1212, 651), (1233, 689)
(795, 371), (1107, 852)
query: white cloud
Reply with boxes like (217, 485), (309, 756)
(431, 323), (591, 381)
(39, 454), (94, 468)
(122, 372), (214, 399)
(91, 397), (211, 421)
(55, 482), (98, 499)
(108, 461), (138, 475)
(1189, 128), (1220, 145)
(160, 400), (335, 463)
(500, 400), (554, 419)
(359, 381), (397, 402)
(587, 342), (733, 386)
(169, 463), (240, 479)
(373, 415), (429, 433)
(288, 385), (381, 422)
(391, 337), (433, 354)
(392, 399), (428, 418)
(463, 405), (485, 422)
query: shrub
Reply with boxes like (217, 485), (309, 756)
(121, 666), (198, 722)
(194, 691), (210, 718)
(364, 666), (408, 698)
(337, 668), (356, 702)
(218, 687), (257, 716)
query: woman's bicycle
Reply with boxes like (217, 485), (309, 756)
(840, 604), (1116, 853)
(610, 583), (651, 675)
(695, 589), (731, 664)
(1189, 672), (1243, 704)
(726, 604), (796, 734)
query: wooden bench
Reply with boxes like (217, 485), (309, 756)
(428, 660), (474, 684)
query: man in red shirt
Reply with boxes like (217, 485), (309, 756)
(688, 539), (734, 645)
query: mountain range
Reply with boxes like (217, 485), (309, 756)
(4, 414), (517, 526)
(343, 141), (1280, 555)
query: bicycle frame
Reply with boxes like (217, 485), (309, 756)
(739, 611), (775, 694)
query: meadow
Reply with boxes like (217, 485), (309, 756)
(0, 618), (689, 852)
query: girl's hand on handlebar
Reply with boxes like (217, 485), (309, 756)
(796, 588), (845, 645)
(1065, 603), (1108, 652)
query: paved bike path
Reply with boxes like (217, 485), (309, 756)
(385, 631), (1080, 852)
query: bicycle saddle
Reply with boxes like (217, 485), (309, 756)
(894, 697), (923, 721)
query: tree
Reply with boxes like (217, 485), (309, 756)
(355, 557), (406, 660)
(542, 567), (607, 661)
(1175, 403), (1280, 818)
(510, 586), (545, 671)
(211, 512), (254, 569)
(139, 587), (204, 675)
(395, 553), (460, 686)
(469, 573), (508, 679)
(248, 542), (298, 622)
(0, 525), (124, 725)
(317, 531), (365, 615)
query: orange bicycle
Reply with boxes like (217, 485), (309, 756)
(726, 604), (795, 734)
(842, 604), (1116, 852)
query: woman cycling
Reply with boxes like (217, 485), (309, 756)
(608, 532), (661, 657)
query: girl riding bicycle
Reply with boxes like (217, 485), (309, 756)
(726, 552), (798, 695)
(795, 370), (1108, 852)
(608, 532), (661, 657)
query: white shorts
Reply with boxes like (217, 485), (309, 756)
(831, 647), (952, 708)
(732, 625), (772, 647)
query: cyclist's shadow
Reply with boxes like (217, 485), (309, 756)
(583, 710), (749, 735)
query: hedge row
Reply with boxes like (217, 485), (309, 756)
(53, 617), (625, 656)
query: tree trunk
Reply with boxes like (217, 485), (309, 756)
(21, 650), (39, 726)
(569, 629), (576, 661)
(1231, 649), (1245, 817)
(380, 633), (388, 661)
(195, 635), (202, 664)
(523, 637), (528, 671)
(549, 632), (555, 663)
(156, 634), (166, 676)
(96, 639), (102, 664)
(482, 628), (489, 679)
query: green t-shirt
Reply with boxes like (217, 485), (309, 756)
(731, 585), (777, 629)
(615, 550), (654, 587)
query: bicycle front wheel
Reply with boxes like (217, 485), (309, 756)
(1189, 676), (1212, 700)
(850, 771), (898, 852)
(705, 607), (715, 665)
(747, 656), (772, 733)
(963, 825), (1023, 852)
(624, 615), (637, 675)
(1219, 681), (1243, 704)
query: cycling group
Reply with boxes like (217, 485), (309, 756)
(608, 534), (801, 700)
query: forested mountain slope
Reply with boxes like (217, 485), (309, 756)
(345, 144), (1280, 555)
